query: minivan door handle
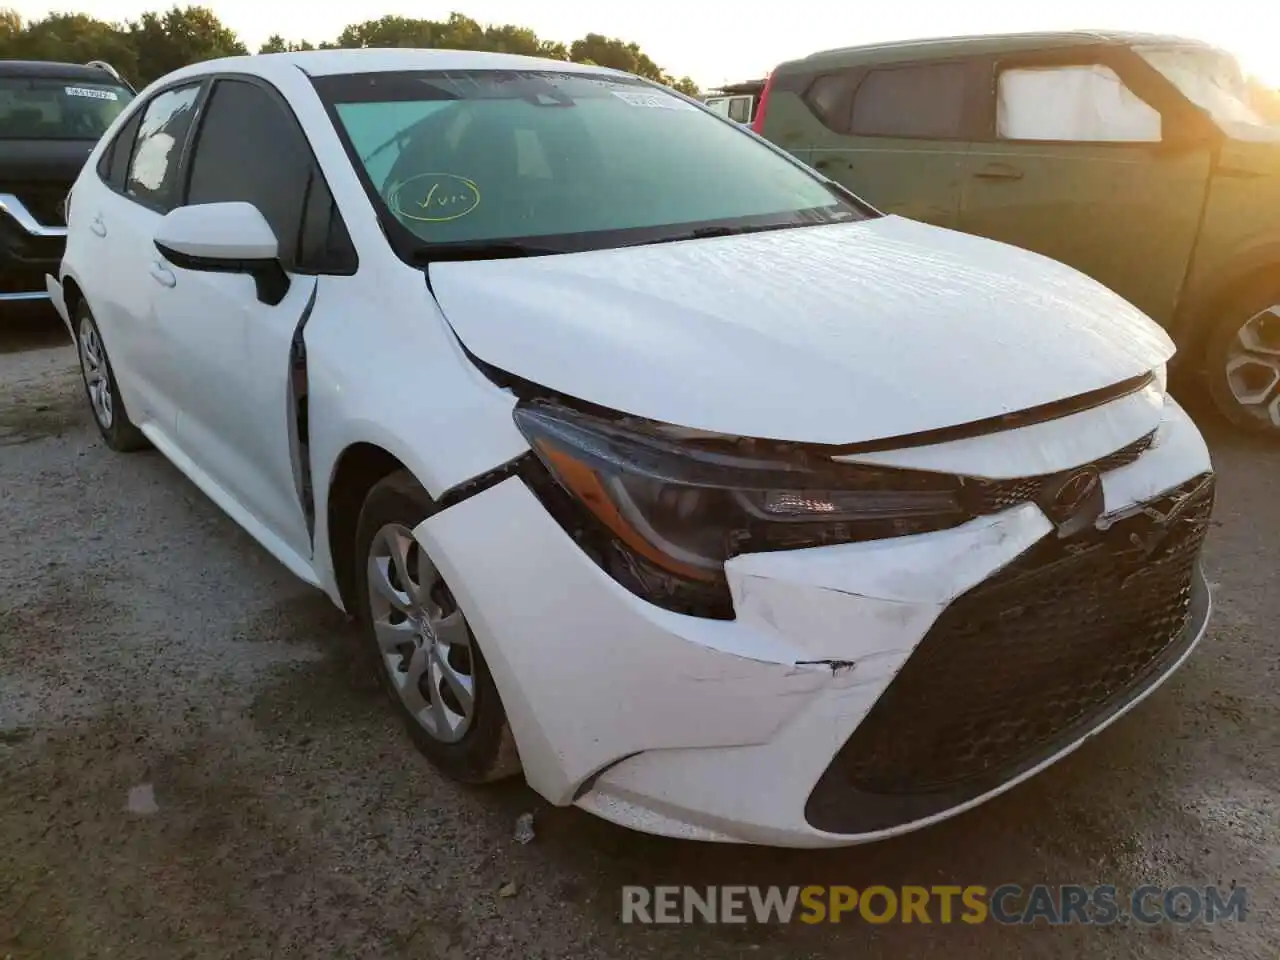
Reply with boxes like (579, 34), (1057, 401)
(89, 215), (107, 238)
(974, 162), (1024, 181)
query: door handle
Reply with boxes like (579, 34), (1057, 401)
(89, 215), (107, 237)
(974, 163), (1023, 181)
(814, 158), (834, 171)
(149, 261), (176, 288)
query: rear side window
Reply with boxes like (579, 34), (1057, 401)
(185, 78), (355, 274)
(851, 63), (970, 139)
(126, 83), (201, 212)
(804, 73), (858, 130)
(97, 109), (143, 190)
(997, 65), (1162, 142)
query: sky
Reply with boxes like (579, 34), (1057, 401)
(12, 0), (1280, 89)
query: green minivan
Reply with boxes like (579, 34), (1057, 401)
(754, 31), (1280, 436)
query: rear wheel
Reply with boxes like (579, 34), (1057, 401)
(353, 470), (520, 783)
(75, 302), (149, 452)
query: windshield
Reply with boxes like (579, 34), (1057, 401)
(0, 76), (134, 140)
(1137, 46), (1269, 128)
(314, 70), (864, 256)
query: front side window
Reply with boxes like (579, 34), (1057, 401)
(183, 77), (353, 273)
(186, 79), (312, 269)
(315, 70), (865, 256)
(126, 83), (201, 212)
(997, 65), (1162, 142)
(0, 76), (134, 140)
(850, 63), (969, 139)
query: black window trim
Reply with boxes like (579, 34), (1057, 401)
(176, 71), (358, 277)
(96, 107), (142, 188)
(979, 43), (1218, 148)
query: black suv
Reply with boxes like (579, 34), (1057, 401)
(1, 59), (135, 308)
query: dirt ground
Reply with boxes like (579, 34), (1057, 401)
(1, 310), (1276, 959)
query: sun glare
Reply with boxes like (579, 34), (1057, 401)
(1232, 44), (1280, 87)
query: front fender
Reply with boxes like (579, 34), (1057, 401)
(304, 267), (531, 601)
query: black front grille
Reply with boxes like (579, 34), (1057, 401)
(806, 472), (1214, 833)
(0, 216), (63, 294)
(967, 430), (1155, 515)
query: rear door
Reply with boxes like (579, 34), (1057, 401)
(802, 59), (989, 228)
(78, 81), (204, 432)
(957, 47), (1213, 324)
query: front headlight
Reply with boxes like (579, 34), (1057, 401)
(513, 401), (971, 611)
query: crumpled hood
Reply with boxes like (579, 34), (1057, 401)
(429, 215), (1174, 445)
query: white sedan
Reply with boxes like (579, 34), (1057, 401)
(49, 49), (1215, 847)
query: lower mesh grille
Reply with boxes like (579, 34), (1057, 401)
(806, 472), (1214, 831)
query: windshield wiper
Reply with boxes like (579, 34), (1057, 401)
(619, 220), (824, 248)
(409, 240), (565, 264)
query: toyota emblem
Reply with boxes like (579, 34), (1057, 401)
(1039, 465), (1105, 537)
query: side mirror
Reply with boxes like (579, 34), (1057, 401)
(153, 202), (291, 306)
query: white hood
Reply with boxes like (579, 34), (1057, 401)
(429, 215), (1174, 446)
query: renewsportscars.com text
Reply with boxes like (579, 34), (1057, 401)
(621, 884), (1248, 925)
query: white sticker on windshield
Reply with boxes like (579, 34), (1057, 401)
(610, 90), (696, 111)
(65, 86), (119, 101)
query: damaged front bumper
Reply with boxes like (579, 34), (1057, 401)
(412, 397), (1214, 847)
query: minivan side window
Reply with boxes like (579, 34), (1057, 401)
(997, 65), (1162, 142)
(850, 63), (970, 139)
(125, 83), (201, 212)
(184, 77), (355, 275)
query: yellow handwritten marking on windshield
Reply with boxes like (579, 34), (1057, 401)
(390, 172), (480, 223)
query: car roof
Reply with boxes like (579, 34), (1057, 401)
(159, 47), (629, 83)
(0, 59), (132, 83)
(777, 29), (1225, 73)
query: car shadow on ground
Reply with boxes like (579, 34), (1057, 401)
(0, 304), (68, 355)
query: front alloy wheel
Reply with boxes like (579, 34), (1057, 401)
(353, 470), (520, 783)
(367, 523), (477, 743)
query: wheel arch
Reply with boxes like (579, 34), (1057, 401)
(62, 273), (85, 319)
(1173, 249), (1280, 374)
(325, 441), (411, 615)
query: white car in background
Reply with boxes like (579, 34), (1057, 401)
(49, 49), (1215, 847)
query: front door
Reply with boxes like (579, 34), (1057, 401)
(147, 76), (346, 561)
(958, 50), (1213, 325)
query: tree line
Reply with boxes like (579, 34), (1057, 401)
(0, 7), (701, 95)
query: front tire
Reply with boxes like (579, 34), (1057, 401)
(1205, 288), (1280, 436)
(353, 470), (521, 784)
(75, 302), (149, 452)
